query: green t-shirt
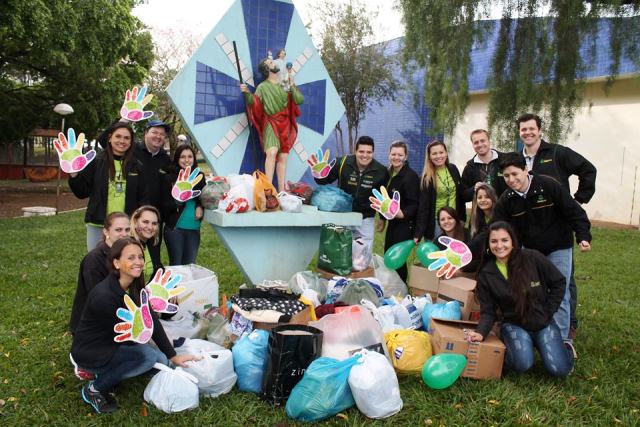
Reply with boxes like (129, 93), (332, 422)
(434, 167), (456, 214)
(496, 260), (508, 279)
(176, 199), (201, 230)
(107, 160), (126, 215)
(143, 245), (154, 279)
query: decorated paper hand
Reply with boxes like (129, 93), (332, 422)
(172, 166), (203, 202)
(427, 236), (472, 279)
(114, 289), (154, 343)
(119, 85), (154, 122)
(53, 128), (96, 173)
(145, 268), (185, 313)
(369, 186), (401, 220)
(307, 148), (336, 179)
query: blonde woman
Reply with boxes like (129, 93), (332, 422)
(130, 205), (162, 278)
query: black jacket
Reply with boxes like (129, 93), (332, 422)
(384, 164), (421, 246)
(69, 241), (110, 334)
(69, 152), (147, 225)
(160, 167), (206, 229)
(460, 150), (508, 202)
(71, 273), (176, 369)
(493, 173), (592, 255)
(526, 140), (597, 204)
(314, 155), (389, 219)
(475, 249), (566, 338)
(414, 163), (466, 241)
(134, 143), (171, 211)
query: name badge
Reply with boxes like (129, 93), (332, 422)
(115, 182), (123, 193)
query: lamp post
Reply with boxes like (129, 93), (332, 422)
(53, 103), (74, 215)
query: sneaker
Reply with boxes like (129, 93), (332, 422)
(565, 341), (578, 360)
(81, 383), (118, 413)
(69, 353), (96, 381)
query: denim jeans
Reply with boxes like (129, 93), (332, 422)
(90, 344), (168, 392)
(501, 322), (574, 377)
(546, 247), (572, 342)
(164, 227), (201, 266)
(569, 261), (578, 329)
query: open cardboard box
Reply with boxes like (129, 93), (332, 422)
(408, 265), (440, 300)
(429, 318), (505, 380)
(437, 276), (480, 321)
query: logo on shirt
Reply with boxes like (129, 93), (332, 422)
(540, 159), (553, 164)
(536, 195), (547, 204)
(530, 281), (541, 288)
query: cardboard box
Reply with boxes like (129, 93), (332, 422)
(409, 265), (440, 300)
(437, 277), (480, 321)
(252, 307), (312, 331)
(430, 318), (505, 380)
(316, 266), (375, 280)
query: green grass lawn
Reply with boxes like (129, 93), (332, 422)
(0, 210), (639, 426)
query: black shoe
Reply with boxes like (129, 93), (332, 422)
(81, 383), (118, 413)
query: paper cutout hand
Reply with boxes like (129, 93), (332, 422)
(307, 148), (336, 179)
(427, 236), (473, 279)
(54, 128), (96, 174)
(120, 85), (154, 122)
(369, 186), (401, 220)
(114, 289), (154, 343)
(172, 166), (203, 202)
(145, 268), (185, 313)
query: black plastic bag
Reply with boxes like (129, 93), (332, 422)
(260, 324), (323, 405)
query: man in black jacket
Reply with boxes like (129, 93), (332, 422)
(461, 129), (508, 202)
(493, 153), (592, 344)
(518, 113), (597, 337)
(314, 136), (389, 251)
(134, 120), (171, 262)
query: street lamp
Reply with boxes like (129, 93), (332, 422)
(53, 103), (74, 215)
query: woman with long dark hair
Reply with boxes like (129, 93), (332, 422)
(433, 206), (469, 249)
(467, 221), (575, 377)
(71, 237), (198, 413)
(469, 183), (497, 238)
(414, 140), (465, 242)
(160, 144), (205, 265)
(69, 122), (147, 251)
(377, 140), (420, 281)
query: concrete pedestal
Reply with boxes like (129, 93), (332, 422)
(205, 205), (362, 284)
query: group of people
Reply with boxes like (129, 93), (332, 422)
(314, 113), (596, 378)
(67, 120), (207, 413)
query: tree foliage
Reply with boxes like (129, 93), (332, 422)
(0, 0), (153, 144)
(315, 0), (398, 154)
(400, 0), (640, 147)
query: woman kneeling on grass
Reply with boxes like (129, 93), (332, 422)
(130, 205), (162, 278)
(467, 221), (575, 377)
(71, 237), (198, 413)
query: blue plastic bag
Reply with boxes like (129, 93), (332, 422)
(422, 301), (462, 332)
(311, 186), (353, 212)
(232, 329), (269, 393)
(285, 355), (360, 422)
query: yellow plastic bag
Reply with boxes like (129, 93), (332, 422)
(253, 170), (280, 212)
(384, 329), (432, 374)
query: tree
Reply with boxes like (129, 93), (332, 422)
(0, 0), (154, 144)
(314, 0), (398, 154)
(399, 0), (640, 147)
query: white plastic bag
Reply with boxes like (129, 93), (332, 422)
(348, 350), (403, 419)
(143, 363), (199, 413)
(288, 271), (328, 301)
(227, 173), (256, 210)
(352, 238), (372, 272)
(160, 314), (208, 344)
(360, 300), (403, 332)
(175, 338), (226, 354)
(372, 254), (408, 298)
(181, 349), (237, 398)
(277, 192), (303, 213)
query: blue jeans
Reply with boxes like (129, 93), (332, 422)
(164, 227), (201, 266)
(546, 248), (572, 342)
(501, 323), (574, 377)
(90, 344), (168, 392)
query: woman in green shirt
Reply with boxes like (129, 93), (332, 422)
(130, 205), (161, 279)
(414, 140), (466, 242)
(161, 144), (205, 265)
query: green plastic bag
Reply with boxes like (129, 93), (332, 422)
(317, 224), (352, 276)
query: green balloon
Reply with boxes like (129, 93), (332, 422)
(416, 241), (440, 267)
(384, 239), (415, 270)
(421, 353), (467, 390)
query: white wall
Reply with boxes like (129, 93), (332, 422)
(448, 77), (640, 226)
